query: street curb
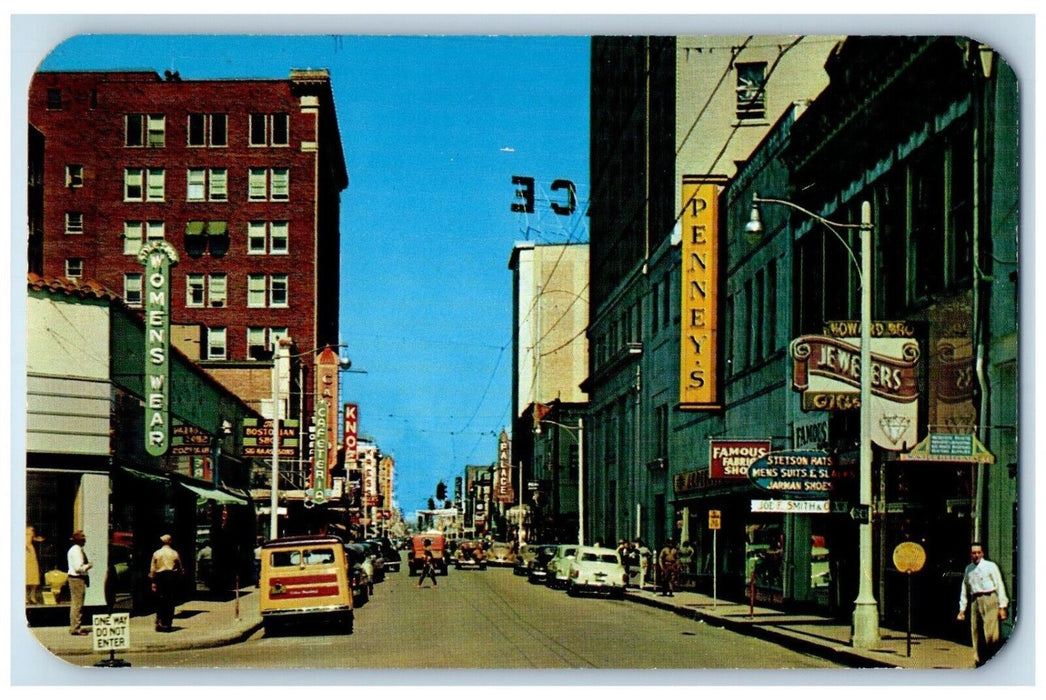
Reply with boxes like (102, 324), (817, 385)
(625, 592), (899, 669)
(40, 620), (265, 658)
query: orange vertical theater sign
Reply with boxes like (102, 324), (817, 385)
(679, 178), (722, 410)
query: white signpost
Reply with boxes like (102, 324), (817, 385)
(92, 612), (131, 667)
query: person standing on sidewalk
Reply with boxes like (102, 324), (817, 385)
(957, 542), (1009, 667)
(658, 539), (680, 597)
(635, 539), (651, 590)
(415, 539), (438, 588)
(66, 530), (93, 635)
(149, 534), (185, 632)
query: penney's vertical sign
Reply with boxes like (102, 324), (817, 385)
(138, 241), (179, 456)
(679, 178), (721, 409)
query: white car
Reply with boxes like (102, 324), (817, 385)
(566, 546), (628, 598)
(545, 544), (578, 589)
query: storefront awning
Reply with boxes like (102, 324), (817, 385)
(119, 466), (170, 485)
(180, 481), (248, 505)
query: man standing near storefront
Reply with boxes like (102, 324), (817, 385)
(66, 530), (92, 635)
(957, 542), (1009, 667)
(150, 534), (185, 632)
(658, 538), (681, 597)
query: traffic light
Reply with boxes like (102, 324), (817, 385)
(435, 480), (447, 501)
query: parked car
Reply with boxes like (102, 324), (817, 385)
(344, 543), (375, 597)
(526, 544), (559, 584)
(545, 544), (578, 589)
(358, 540), (386, 583)
(566, 546), (628, 598)
(453, 540), (487, 570)
(368, 537), (402, 573)
(512, 544), (537, 575)
(486, 541), (516, 567)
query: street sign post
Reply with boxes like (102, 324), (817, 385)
(92, 612), (131, 668)
(892, 541), (927, 657)
(709, 510), (721, 608)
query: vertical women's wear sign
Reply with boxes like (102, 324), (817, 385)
(138, 241), (180, 457)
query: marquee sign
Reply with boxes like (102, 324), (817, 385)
(138, 241), (179, 457)
(495, 430), (515, 504)
(344, 403), (359, 462)
(679, 177), (721, 410)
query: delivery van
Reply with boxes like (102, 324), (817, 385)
(407, 533), (448, 576)
(258, 534), (353, 634)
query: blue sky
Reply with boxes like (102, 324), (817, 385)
(25, 29), (591, 518)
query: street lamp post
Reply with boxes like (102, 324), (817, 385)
(747, 194), (879, 649)
(534, 417), (584, 546)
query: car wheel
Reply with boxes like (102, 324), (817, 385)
(342, 612), (354, 635)
(566, 583), (578, 597)
(612, 588), (626, 600)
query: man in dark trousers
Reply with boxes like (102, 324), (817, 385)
(149, 534), (184, 631)
(66, 530), (93, 635)
(957, 542), (1009, 667)
(415, 538), (439, 588)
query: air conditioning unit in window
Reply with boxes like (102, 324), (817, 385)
(210, 300), (224, 307)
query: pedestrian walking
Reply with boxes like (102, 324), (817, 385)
(635, 539), (651, 590)
(415, 538), (438, 588)
(957, 542), (1009, 667)
(658, 539), (681, 596)
(678, 539), (695, 576)
(149, 534), (185, 632)
(66, 530), (92, 635)
(26, 525), (45, 605)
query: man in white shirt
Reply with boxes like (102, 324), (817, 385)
(66, 530), (93, 635)
(957, 542), (1009, 667)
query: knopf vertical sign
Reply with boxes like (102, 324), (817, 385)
(138, 241), (179, 457)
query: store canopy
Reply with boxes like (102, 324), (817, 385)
(180, 481), (248, 505)
(119, 466), (170, 485)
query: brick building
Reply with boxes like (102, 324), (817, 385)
(27, 69), (348, 429)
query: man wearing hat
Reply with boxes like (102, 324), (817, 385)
(149, 534), (184, 632)
(66, 530), (93, 635)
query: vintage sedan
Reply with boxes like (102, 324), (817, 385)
(545, 544), (579, 589)
(526, 544), (559, 584)
(566, 546), (628, 599)
(486, 541), (517, 567)
(453, 540), (488, 570)
(512, 543), (537, 575)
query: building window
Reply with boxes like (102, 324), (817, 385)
(46, 88), (62, 110)
(247, 275), (266, 308)
(248, 221), (289, 254)
(126, 114), (144, 147)
(186, 168), (227, 202)
(248, 168), (267, 201)
(270, 275), (288, 307)
(206, 327), (227, 360)
(271, 168), (289, 200)
(146, 169), (165, 201)
(146, 221), (165, 242)
(147, 115), (166, 148)
(207, 274), (227, 307)
(187, 274), (205, 307)
(65, 258), (83, 278)
(735, 62), (767, 121)
(250, 113), (290, 146)
(209, 168), (227, 201)
(66, 165), (83, 188)
(65, 212), (84, 234)
(124, 168), (143, 201)
(187, 169), (206, 201)
(124, 273), (143, 307)
(188, 113), (229, 147)
(654, 404), (669, 460)
(123, 221), (143, 254)
(247, 326), (289, 360)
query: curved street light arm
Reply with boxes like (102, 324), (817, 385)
(752, 194), (866, 281)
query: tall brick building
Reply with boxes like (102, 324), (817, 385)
(28, 69), (348, 425)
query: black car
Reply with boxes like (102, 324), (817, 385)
(368, 537), (402, 573)
(526, 544), (560, 584)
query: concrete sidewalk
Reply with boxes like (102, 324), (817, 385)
(624, 586), (975, 670)
(28, 584), (975, 670)
(27, 588), (263, 660)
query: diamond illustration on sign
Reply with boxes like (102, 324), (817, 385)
(879, 414), (911, 444)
